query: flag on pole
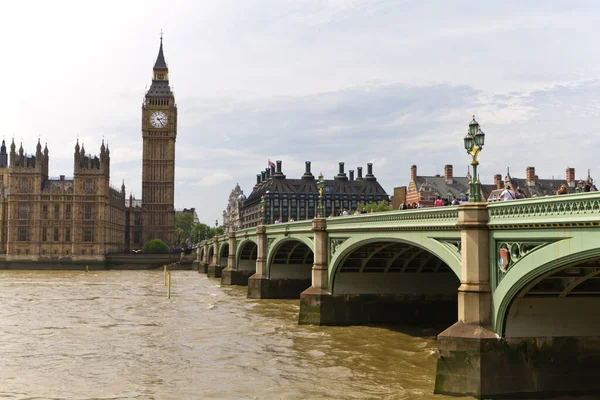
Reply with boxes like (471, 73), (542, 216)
(268, 160), (275, 168)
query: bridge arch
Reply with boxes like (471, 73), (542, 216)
(236, 239), (258, 274)
(494, 233), (600, 337)
(324, 235), (460, 325)
(328, 234), (461, 292)
(198, 246), (205, 263)
(258, 237), (314, 298)
(206, 245), (214, 265)
(218, 242), (229, 268)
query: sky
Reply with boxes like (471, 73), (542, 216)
(3, 0), (600, 223)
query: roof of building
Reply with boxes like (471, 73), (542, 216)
(153, 38), (168, 71)
(245, 174), (388, 205)
(488, 176), (578, 201)
(146, 79), (173, 97)
(413, 175), (495, 201)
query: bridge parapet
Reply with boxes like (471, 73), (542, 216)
(325, 207), (460, 231)
(488, 192), (600, 228)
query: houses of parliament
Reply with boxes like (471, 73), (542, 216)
(0, 39), (177, 261)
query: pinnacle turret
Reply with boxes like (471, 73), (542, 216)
(153, 34), (168, 72)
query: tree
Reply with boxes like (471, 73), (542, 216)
(143, 239), (169, 254)
(189, 223), (225, 244)
(175, 212), (194, 242)
(356, 200), (392, 213)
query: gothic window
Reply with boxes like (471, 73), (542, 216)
(83, 228), (94, 242)
(18, 203), (30, 219)
(84, 204), (94, 220)
(291, 197), (297, 220)
(18, 227), (28, 242)
(282, 194), (288, 222)
(54, 204), (59, 220)
(308, 196), (315, 219)
(21, 179), (29, 191)
(42, 204), (48, 219)
(65, 228), (71, 242)
(66, 205), (71, 220)
(42, 228), (47, 242)
(53, 227), (59, 242)
(85, 180), (92, 193)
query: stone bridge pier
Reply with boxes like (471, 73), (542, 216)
(222, 232), (254, 285)
(247, 226), (313, 299)
(298, 218), (458, 326)
(203, 192), (600, 398)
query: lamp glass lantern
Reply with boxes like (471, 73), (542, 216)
(464, 134), (474, 151)
(475, 129), (485, 147)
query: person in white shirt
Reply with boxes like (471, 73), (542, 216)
(342, 209), (349, 216)
(500, 185), (516, 201)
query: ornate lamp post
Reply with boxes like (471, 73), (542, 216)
(260, 195), (265, 224)
(316, 172), (325, 218)
(463, 115), (486, 202)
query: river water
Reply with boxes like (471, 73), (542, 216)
(0, 270), (588, 400)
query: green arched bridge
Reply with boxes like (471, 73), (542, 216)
(197, 192), (600, 399)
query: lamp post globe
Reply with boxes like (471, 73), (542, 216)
(464, 115), (485, 203)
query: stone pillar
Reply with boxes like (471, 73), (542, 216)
(221, 232), (240, 285)
(248, 226), (268, 298)
(435, 203), (497, 398)
(298, 218), (330, 324)
(192, 242), (201, 271)
(207, 236), (223, 278)
(199, 241), (209, 274)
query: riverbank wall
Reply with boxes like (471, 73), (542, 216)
(0, 254), (194, 270)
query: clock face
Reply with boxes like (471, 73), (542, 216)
(150, 111), (168, 128)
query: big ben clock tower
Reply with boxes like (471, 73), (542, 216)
(141, 35), (177, 245)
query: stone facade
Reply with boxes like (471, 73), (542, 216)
(241, 160), (389, 228)
(140, 37), (177, 245)
(0, 139), (126, 260)
(222, 183), (245, 233)
(0, 39), (181, 259)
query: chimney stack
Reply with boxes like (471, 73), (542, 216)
(365, 163), (376, 181)
(265, 168), (271, 179)
(256, 174), (261, 184)
(261, 171), (266, 182)
(410, 165), (417, 181)
(270, 164), (275, 176)
(494, 174), (502, 190)
(349, 170), (354, 181)
(566, 167), (576, 187)
(273, 160), (286, 179)
(336, 162), (348, 180)
(357, 167), (363, 180)
(444, 164), (453, 184)
(526, 167), (536, 187)
(302, 161), (314, 179)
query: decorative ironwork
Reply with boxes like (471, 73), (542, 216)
(495, 241), (554, 283)
(488, 193), (600, 227)
(329, 237), (348, 256)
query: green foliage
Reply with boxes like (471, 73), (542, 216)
(190, 223), (225, 243)
(175, 212), (195, 243)
(356, 200), (392, 213)
(143, 239), (169, 254)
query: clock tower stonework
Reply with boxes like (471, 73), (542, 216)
(141, 38), (177, 245)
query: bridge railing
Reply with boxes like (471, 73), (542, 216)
(325, 207), (460, 231)
(488, 191), (600, 227)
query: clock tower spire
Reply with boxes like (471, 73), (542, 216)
(141, 34), (177, 245)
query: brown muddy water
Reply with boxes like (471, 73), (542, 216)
(0, 270), (591, 399)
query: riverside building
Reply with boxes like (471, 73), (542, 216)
(239, 161), (389, 228)
(0, 38), (178, 260)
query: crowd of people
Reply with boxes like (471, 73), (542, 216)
(270, 179), (600, 223)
